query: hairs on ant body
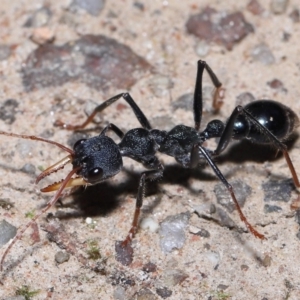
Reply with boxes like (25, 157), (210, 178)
(0, 60), (299, 271)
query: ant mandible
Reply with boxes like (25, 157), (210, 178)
(0, 60), (299, 270)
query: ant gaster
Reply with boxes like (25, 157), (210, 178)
(0, 60), (299, 270)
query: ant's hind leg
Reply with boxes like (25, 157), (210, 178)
(55, 93), (152, 131)
(241, 107), (300, 188)
(213, 105), (300, 187)
(193, 143), (265, 240)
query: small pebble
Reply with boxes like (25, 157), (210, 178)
(148, 75), (173, 97)
(70, 0), (105, 16)
(215, 207), (237, 229)
(159, 212), (190, 253)
(289, 9), (300, 22)
(113, 286), (126, 300)
(262, 179), (294, 202)
(21, 163), (36, 175)
(267, 79), (287, 93)
(0, 99), (19, 125)
(217, 284), (229, 291)
(156, 287), (172, 299)
(133, 2), (145, 11)
(109, 271), (135, 286)
(270, 0), (289, 14)
(189, 225), (210, 237)
(0, 44), (11, 60)
(172, 93), (193, 111)
(214, 180), (251, 213)
(247, 0), (264, 15)
(140, 217), (159, 232)
(142, 262), (157, 273)
(0, 220), (17, 248)
(85, 217), (93, 224)
(241, 264), (249, 271)
(16, 140), (34, 158)
(264, 204), (282, 213)
(31, 27), (55, 45)
(24, 7), (52, 27)
(204, 251), (221, 268)
(0, 199), (14, 210)
(55, 251), (70, 264)
(136, 288), (156, 300)
(262, 254), (272, 267)
(251, 43), (275, 65)
(195, 40), (210, 57)
(115, 240), (134, 266)
(162, 269), (188, 287)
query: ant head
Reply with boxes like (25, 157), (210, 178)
(72, 135), (123, 184)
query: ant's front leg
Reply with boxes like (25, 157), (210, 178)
(100, 123), (124, 139)
(121, 162), (164, 247)
(55, 93), (152, 131)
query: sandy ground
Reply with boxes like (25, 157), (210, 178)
(0, 0), (300, 299)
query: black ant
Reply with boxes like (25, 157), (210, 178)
(0, 60), (299, 270)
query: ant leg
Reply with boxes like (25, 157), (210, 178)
(55, 93), (152, 130)
(100, 123), (124, 139)
(213, 106), (242, 155)
(192, 143), (265, 239)
(213, 106), (300, 187)
(242, 107), (300, 187)
(122, 163), (164, 247)
(0, 167), (81, 271)
(194, 60), (223, 131)
(0, 131), (73, 155)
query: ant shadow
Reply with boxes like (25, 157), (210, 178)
(57, 170), (224, 224)
(56, 163), (216, 220)
(217, 132), (298, 164)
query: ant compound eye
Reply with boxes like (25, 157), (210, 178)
(73, 139), (87, 149)
(87, 167), (103, 183)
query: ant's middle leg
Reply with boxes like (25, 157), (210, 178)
(193, 60), (224, 131)
(55, 93), (152, 131)
(190, 143), (265, 239)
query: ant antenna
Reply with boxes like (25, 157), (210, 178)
(0, 167), (81, 271)
(0, 130), (76, 271)
(0, 131), (74, 155)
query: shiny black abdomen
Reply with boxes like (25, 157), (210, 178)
(233, 100), (299, 143)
